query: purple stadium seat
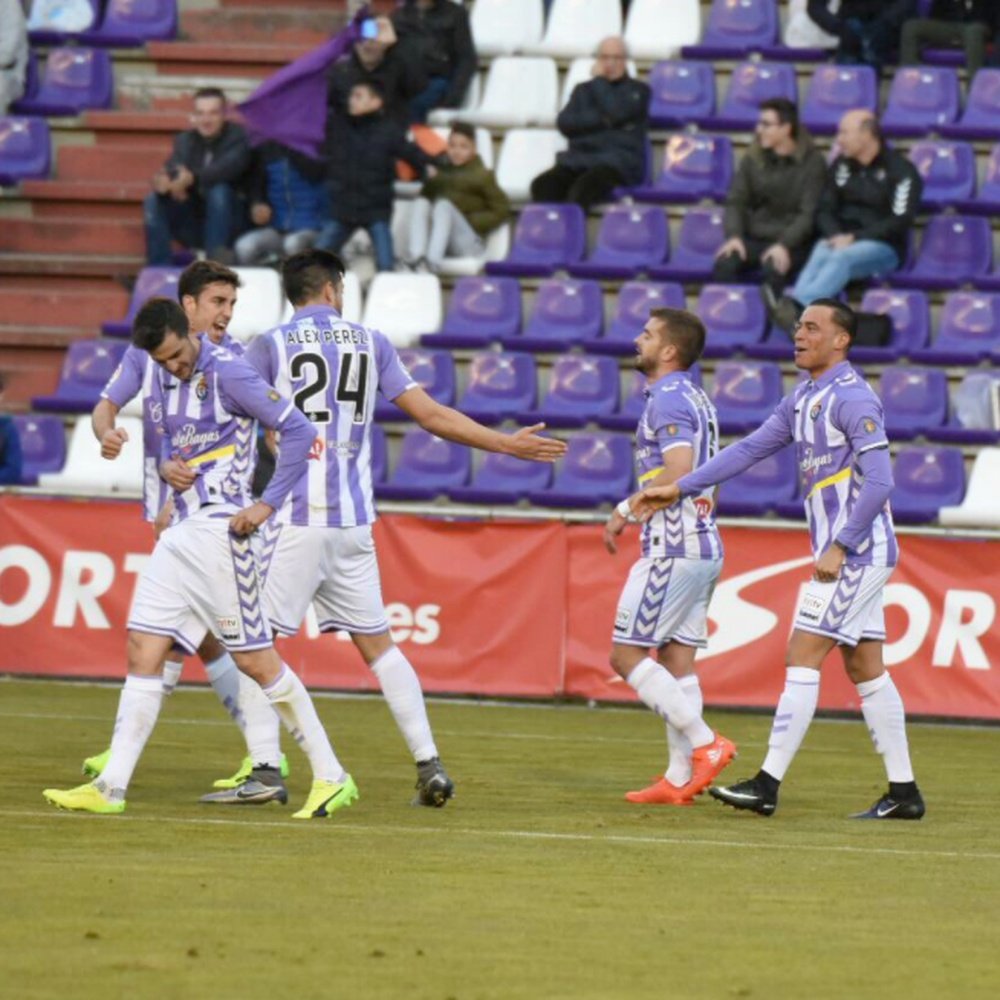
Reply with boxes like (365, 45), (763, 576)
(10, 48), (113, 117)
(710, 360), (783, 434)
(650, 208), (725, 282)
(102, 267), (183, 337)
(375, 348), (455, 421)
(940, 69), (1000, 140)
(32, 340), (129, 414)
(801, 65), (878, 135)
(587, 281), (686, 355)
(426, 276), (521, 348)
(890, 446), (966, 524)
(568, 204), (669, 280)
(20, 51), (40, 104)
(881, 68), (960, 137)
(28, 0), (101, 45)
(80, 0), (179, 47)
(956, 144), (1000, 216)
(448, 451), (554, 505)
(629, 134), (733, 204)
(370, 424), (388, 484)
(512, 278), (603, 351)
(598, 364), (703, 431)
(850, 288), (931, 363)
(12, 414), (67, 485)
(375, 428), (471, 500)
(908, 141), (976, 210)
(891, 215), (992, 291)
(928, 371), (1000, 444)
(701, 62), (797, 130)
(879, 367), (949, 440)
(683, 0), (778, 58)
(522, 354), (620, 428)
(527, 432), (633, 507)
(647, 61), (716, 129)
(457, 351), (537, 424)
(911, 292), (1000, 365)
(486, 203), (586, 278)
(717, 444), (797, 517)
(0, 116), (51, 186)
(698, 284), (767, 359)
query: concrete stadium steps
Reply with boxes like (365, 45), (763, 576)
(147, 41), (316, 78)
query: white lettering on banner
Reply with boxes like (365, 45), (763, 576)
(302, 603), (441, 644)
(883, 584), (932, 666)
(53, 551), (115, 629)
(0, 545), (51, 626)
(932, 590), (995, 671)
(123, 553), (151, 579)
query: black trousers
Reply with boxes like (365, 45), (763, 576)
(530, 163), (625, 211)
(711, 236), (809, 295)
(899, 18), (991, 77)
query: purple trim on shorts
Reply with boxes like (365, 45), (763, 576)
(127, 621), (199, 655)
(268, 617), (300, 637)
(317, 617), (389, 636)
(794, 622), (859, 648)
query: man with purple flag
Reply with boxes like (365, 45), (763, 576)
(633, 299), (924, 821)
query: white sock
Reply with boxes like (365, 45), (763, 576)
(95, 674), (164, 798)
(238, 673), (283, 768)
(857, 672), (914, 783)
(263, 664), (345, 783)
(370, 646), (438, 762)
(161, 658), (183, 697)
(664, 674), (702, 786)
(626, 658), (714, 748)
(761, 666), (820, 781)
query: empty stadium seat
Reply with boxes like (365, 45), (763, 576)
(567, 204), (669, 280)
(376, 428), (470, 500)
(495, 128), (567, 202)
(224, 267), (285, 343)
(851, 289), (931, 362)
(12, 414), (67, 485)
(938, 447), (1000, 527)
(912, 292), (1000, 364)
(462, 57), (558, 129)
(374, 348), (455, 421)
(629, 134), (733, 204)
(647, 60), (716, 129)
(37, 414), (143, 495)
(710, 361), (783, 434)
(79, 0), (178, 47)
(891, 446), (966, 524)
(528, 432), (633, 507)
(879, 367), (949, 440)
(457, 351), (537, 424)
(11, 48), (112, 116)
(882, 67), (961, 136)
(448, 449), (554, 504)
(702, 61), (797, 130)
(102, 267), (182, 337)
(470, 0), (544, 56)
(362, 273), (442, 348)
(801, 65), (878, 134)
(891, 215), (992, 291)
(428, 275), (521, 348)
(588, 281), (686, 354)
(940, 69), (1000, 140)
(515, 278), (604, 350)
(32, 340), (128, 413)
(928, 372), (1000, 445)
(486, 203), (586, 278)
(427, 73), (481, 127)
(0, 116), (51, 185)
(698, 284), (768, 358)
(524, 0), (623, 59)
(649, 208), (725, 282)
(27, 0), (101, 42)
(908, 140), (976, 210)
(521, 354), (619, 428)
(956, 144), (1000, 216)
(625, 0), (701, 61)
(684, 0), (779, 58)
(717, 444), (797, 517)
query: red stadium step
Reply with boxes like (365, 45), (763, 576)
(148, 41), (312, 78)
(0, 350), (64, 408)
(0, 253), (144, 280)
(0, 325), (94, 349)
(0, 287), (128, 330)
(55, 145), (167, 184)
(179, 9), (336, 46)
(0, 218), (145, 257)
(84, 110), (190, 145)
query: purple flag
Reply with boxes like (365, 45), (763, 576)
(237, 10), (365, 158)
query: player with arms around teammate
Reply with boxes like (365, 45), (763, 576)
(634, 299), (924, 820)
(247, 249), (567, 806)
(87, 260), (288, 800)
(44, 299), (357, 820)
(604, 308), (736, 805)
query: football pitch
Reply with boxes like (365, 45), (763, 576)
(3, 678), (999, 1000)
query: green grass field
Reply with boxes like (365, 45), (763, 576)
(3, 677), (999, 1000)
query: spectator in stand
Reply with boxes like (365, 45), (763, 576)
(234, 142), (328, 266)
(403, 122), (510, 273)
(900, 1), (1000, 78)
(807, 0), (917, 70)
(0, 373), (22, 486)
(714, 99), (826, 301)
(530, 36), (649, 211)
(327, 16), (427, 133)
(143, 88), (253, 266)
(767, 109), (922, 333)
(391, 0), (478, 124)
(317, 81), (432, 273)
(0, 0), (28, 115)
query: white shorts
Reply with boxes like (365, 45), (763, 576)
(613, 557), (722, 649)
(128, 508), (271, 653)
(793, 563), (894, 647)
(260, 522), (389, 637)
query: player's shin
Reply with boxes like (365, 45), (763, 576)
(369, 645), (437, 762)
(626, 658), (714, 747)
(95, 674), (165, 799)
(760, 666), (820, 781)
(857, 672), (915, 783)
(665, 674), (702, 785)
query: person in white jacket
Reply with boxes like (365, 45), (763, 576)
(0, 0), (29, 115)
(785, 0), (840, 48)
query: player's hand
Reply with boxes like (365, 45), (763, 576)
(504, 424), (567, 463)
(251, 202), (272, 226)
(160, 458), (196, 491)
(716, 236), (746, 261)
(230, 501), (274, 537)
(631, 483), (681, 520)
(761, 243), (791, 274)
(100, 426), (129, 460)
(603, 509), (628, 555)
(814, 544), (845, 583)
(827, 233), (855, 250)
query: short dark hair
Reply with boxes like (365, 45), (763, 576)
(649, 308), (706, 369)
(193, 86), (227, 105)
(759, 97), (799, 138)
(132, 297), (190, 352)
(281, 249), (346, 307)
(450, 122), (476, 144)
(809, 297), (858, 345)
(178, 259), (241, 303)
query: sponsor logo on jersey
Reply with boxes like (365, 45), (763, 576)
(666, 424), (678, 436)
(693, 496), (714, 521)
(148, 401), (163, 424)
(216, 616), (241, 641)
(615, 608), (632, 631)
(800, 451), (833, 476)
(267, 390), (280, 402)
(172, 424), (221, 452)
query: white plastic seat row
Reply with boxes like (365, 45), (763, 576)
(938, 448), (1000, 528)
(280, 270), (363, 326)
(38, 416), (144, 495)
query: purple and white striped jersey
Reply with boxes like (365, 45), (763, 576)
(245, 304), (416, 527)
(149, 336), (313, 524)
(636, 370), (723, 561)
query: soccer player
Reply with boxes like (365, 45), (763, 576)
(246, 249), (567, 806)
(44, 298), (357, 819)
(88, 260), (288, 801)
(603, 308), (736, 806)
(633, 299), (924, 820)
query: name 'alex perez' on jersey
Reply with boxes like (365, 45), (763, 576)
(283, 325), (368, 347)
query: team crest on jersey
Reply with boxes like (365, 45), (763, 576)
(864, 418), (876, 434)
(809, 402), (822, 420)
(195, 374), (208, 401)
(665, 424), (678, 436)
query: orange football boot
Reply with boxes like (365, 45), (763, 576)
(685, 733), (737, 797)
(625, 777), (695, 806)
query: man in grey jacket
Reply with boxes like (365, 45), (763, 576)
(713, 98), (826, 300)
(0, 0), (28, 116)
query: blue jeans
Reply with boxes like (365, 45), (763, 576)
(791, 239), (900, 304)
(144, 183), (243, 265)
(408, 75), (452, 125)
(316, 219), (395, 272)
